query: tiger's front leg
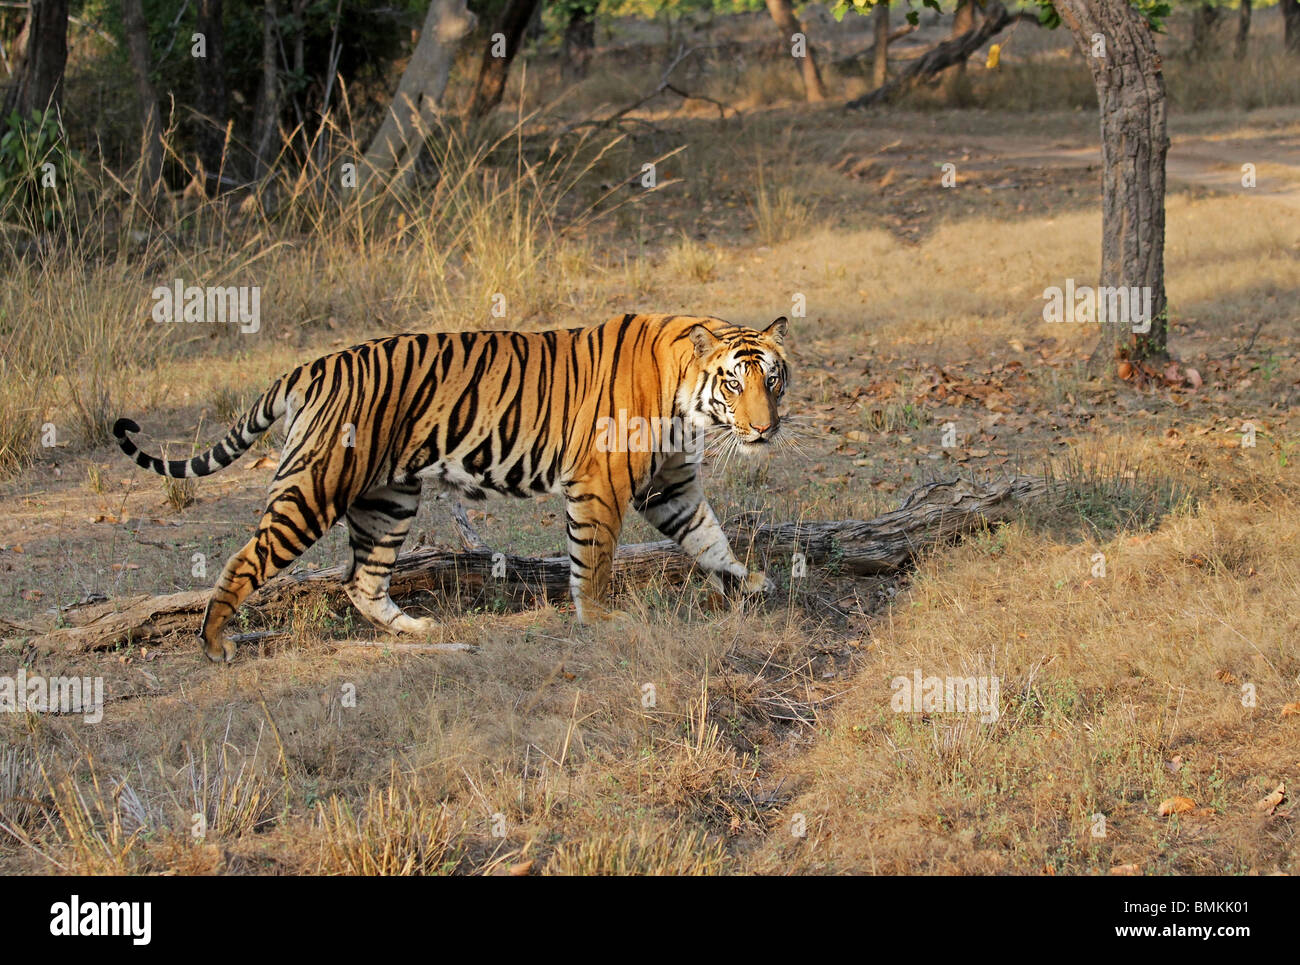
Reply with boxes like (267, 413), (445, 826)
(633, 458), (774, 596)
(563, 478), (630, 622)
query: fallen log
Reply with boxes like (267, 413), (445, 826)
(846, 0), (1012, 109)
(21, 475), (1047, 654)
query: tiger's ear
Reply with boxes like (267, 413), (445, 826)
(688, 324), (723, 360)
(764, 316), (789, 343)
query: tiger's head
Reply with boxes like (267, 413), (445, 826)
(682, 317), (791, 453)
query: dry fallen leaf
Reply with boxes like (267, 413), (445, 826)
(1215, 668), (1238, 684)
(1158, 796), (1196, 816)
(1110, 863), (1142, 876)
(1281, 703), (1300, 718)
(1256, 783), (1286, 815)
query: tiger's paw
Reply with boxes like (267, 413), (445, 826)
(741, 571), (776, 595)
(574, 599), (629, 624)
(201, 635), (236, 663)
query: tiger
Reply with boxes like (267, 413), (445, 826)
(113, 312), (791, 662)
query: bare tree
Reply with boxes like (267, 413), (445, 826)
(468, 0), (543, 118)
(122, 0), (164, 198)
(360, 0), (478, 199)
(764, 0), (827, 102)
(1054, 0), (1169, 367)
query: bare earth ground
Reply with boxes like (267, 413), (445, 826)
(1, 16), (1298, 874)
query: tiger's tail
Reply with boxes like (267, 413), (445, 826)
(113, 376), (291, 479)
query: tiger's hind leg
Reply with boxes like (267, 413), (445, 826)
(342, 479), (436, 635)
(200, 482), (341, 662)
(633, 458), (774, 596)
(564, 476), (630, 623)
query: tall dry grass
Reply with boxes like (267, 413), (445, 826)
(0, 99), (666, 478)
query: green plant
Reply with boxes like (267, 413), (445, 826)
(0, 108), (79, 227)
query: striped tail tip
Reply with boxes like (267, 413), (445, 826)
(113, 418), (140, 438)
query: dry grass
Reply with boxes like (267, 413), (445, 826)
(755, 492), (1299, 875)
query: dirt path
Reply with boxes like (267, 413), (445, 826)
(967, 124), (1300, 209)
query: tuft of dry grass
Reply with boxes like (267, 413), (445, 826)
(313, 778), (464, 875)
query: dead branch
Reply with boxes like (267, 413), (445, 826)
(561, 44), (729, 134)
(20, 475), (1047, 654)
(846, 1), (1012, 109)
(833, 23), (918, 71)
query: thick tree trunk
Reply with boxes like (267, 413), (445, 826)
(122, 0), (163, 198)
(467, 0), (542, 118)
(194, 0), (228, 186)
(847, 1), (1011, 108)
(1054, 0), (1169, 369)
(360, 0), (476, 200)
(1282, 0), (1300, 54)
(1234, 0), (1251, 60)
(252, 0), (279, 177)
(24, 477), (1049, 654)
(940, 0), (977, 101)
(764, 0), (827, 102)
(1, 0), (68, 127)
(872, 1), (890, 88)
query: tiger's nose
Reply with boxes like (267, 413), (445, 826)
(751, 422), (772, 435)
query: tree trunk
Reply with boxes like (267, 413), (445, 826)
(872, 0), (890, 88)
(26, 476), (1049, 654)
(562, 1), (596, 81)
(359, 0), (477, 200)
(764, 0), (827, 102)
(252, 0), (279, 177)
(467, 0), (542, 118)
(121, 0), (163, 198)
(1, 0), (68, 128)
(194, 0), (228, 187)
(1282, 0), (1300, 54)
(1234, 0), (1251, 60)
(1188, 2), (1221, 60)
(940, 0), (977, 101)
(1054, 0), (1169, 369)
